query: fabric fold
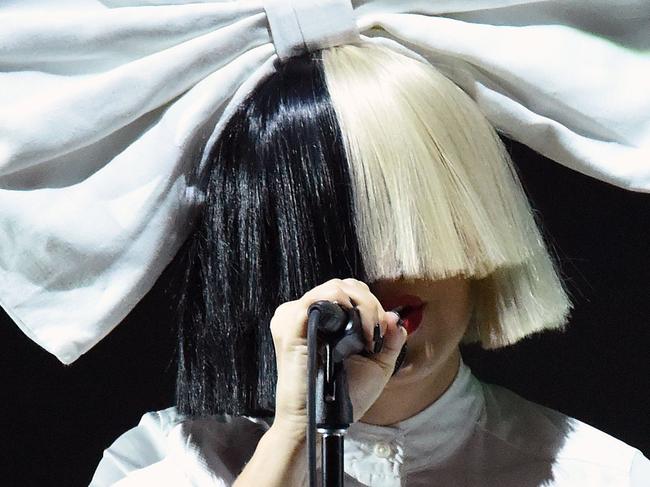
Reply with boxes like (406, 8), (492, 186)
(0, 0), (648, 364)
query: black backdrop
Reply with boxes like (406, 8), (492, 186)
(1, 138), (648, 486)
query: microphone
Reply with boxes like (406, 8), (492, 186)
(305, 300), (410, 487)
(307, 300), (408, 376)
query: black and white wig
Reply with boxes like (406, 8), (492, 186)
(173, 43), (572, 418)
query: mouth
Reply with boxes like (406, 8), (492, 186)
(382, 294), (426, 335)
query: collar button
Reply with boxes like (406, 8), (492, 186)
(373, 442), (393, 458)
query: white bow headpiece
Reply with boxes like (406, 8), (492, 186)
(1, 0), (648, 364)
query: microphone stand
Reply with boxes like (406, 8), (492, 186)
(306, 301), (407, 487)
(307, 300), (361, 487)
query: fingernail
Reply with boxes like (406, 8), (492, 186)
(372, 323), (384, 354)
(392, 342), (408, 376)
(374, 335), (384, 354)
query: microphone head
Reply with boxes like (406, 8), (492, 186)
(308, 300), (348, 334)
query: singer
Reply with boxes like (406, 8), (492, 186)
(89, 43), (649, 486)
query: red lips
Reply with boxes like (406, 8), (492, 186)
(381, 294), (426, 335)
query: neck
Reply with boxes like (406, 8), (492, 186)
(358, 348), (462, 426)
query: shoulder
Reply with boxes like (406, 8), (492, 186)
(90, 406), (274, 487)
(475, 380), (649, 486)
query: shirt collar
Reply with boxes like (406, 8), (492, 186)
(345, 355), (485, 474)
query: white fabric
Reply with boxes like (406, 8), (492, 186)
(1, 1), (649, 365)
(264, 0), (359, 61)
(90, 359), (650, 486)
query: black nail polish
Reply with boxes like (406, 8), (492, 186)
(372, 323), (384, 354)
(373, 335), (384, 354)
(392, 343), (408, 376)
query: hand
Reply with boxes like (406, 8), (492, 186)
(270, 278), (407, 436)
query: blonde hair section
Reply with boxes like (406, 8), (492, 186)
(321, 43), (572, 348)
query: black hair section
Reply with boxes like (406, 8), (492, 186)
(173, 50), (367, 418)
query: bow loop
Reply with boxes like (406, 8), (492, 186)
(1, 0), (648, 364)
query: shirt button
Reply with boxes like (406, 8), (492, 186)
(373, 442), (392, 458)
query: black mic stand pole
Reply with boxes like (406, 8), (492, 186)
(307, 301), (364, 487)
(306, 301), (407, 487)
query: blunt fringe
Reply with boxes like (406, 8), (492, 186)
(321, 43), (572, 347)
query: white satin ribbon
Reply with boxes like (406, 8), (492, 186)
(0, 0), (648, 364)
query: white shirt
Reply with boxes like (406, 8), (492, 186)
(90, 359), (650, 486)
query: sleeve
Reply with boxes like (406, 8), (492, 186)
(89, 408), (179, 487)
(630, 450), (650, 486)
(89, 408), (270, 487)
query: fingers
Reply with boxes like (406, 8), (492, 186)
(379, 312), (406, 354)
(300, 279), (356, 309)
(270, 280), (352, 345)
(271, 277), (390, 357)
(364, 312), (407, 373)
(337, 278), (386, 352)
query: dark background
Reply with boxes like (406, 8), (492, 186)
(1, 138), (648, 486)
